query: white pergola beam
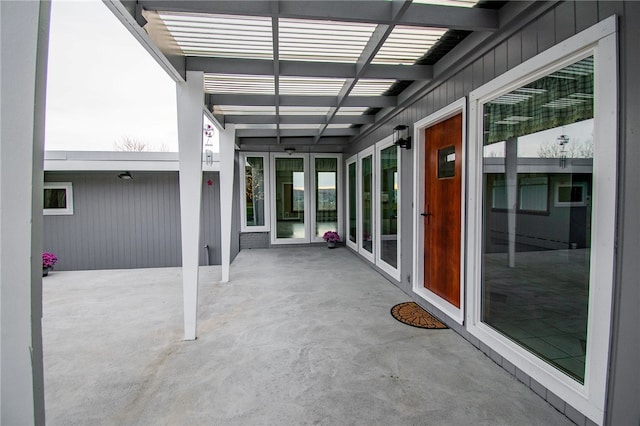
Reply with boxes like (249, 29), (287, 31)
(236, 128), (359, 138)
(187, 57), (432, 81)
(224, 114), (374, 125)
(209, 94), (397, 108)
(138, 1), (498, 31)
(176, 71), (204, 341)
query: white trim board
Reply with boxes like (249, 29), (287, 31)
(412, 98), (467, 325)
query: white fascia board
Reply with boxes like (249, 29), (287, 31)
(43, 151), (221, 172)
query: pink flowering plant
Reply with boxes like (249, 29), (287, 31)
(42, 252), (58, 269)
(322, 231), (341, 243)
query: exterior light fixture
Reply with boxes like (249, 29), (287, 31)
(118, 171), (133, 180)
(393, 125), (411, 149)
(557, 134), (569, 168)
(284, 147), (296, 155)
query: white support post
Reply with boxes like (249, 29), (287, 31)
(219, 124), (236, 283)
(176, 71), (204, 341)
(1, 1), (49, 424)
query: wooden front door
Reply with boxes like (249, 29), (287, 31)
(423, 114), (462, 308)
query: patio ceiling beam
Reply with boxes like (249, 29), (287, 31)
(208, 94), (397, 108)
(238, 136), (351, 145)
(187, 57), (433, 81)
(224, 115), (374, 125)
(138, 1), (498, 31)
(236, 128), (359, 138)
(316, 0), (412, 142)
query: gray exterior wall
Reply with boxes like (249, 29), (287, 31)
(341, 2), (638, 424)
(44, 170), (223, 270)
(201, 171), (222, 266)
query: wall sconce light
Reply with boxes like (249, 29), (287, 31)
(118, 171), (133, 180)
(284, 147), (296, 155)
(393, 125), (411, 149)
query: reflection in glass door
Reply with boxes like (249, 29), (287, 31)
(275, 157), (305, 240)
(481, 56), (594, 383)
(347, 160), (357, 245)
(244, 156), (265, 227)
(315, 157), (338, 239)
(379, 145), (398, 268)
(361, 154), (373, 254)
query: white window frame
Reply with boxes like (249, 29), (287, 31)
(412, 98), (466, 325)
(554, 181), (588, 207)
(310, 153), (343, 243)
(345, 154), (358, 251)
(375, 135), (401, 281)
(239, 152), (270, 232)
(270, 153), (310, 245)
(466, 16), (617, 426)
(358, 146), (375, 264)
(43, 182), (74, 215)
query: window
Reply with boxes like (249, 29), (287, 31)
(467, 17), (617, 424)
(240, 153), (269, 232)
(518, 176), (548, 212)
(554, 181), (588, 207)
(43, 182), (73, 215)
(481, 56), (595, 383)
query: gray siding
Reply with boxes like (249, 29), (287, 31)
(44, 171), (223, 270)
(201, 171), (222, 266)
(606, 2), (640, 425)
(342, 2), (639, 424)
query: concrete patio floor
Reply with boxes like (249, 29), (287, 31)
(43, 247), (572, 425)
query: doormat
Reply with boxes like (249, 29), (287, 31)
(390, 302), (448, 329)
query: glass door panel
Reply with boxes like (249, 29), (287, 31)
(315, 158), (338, 238)
(348, 161), (357, 244)
(275, 157), (305, 240)
(379, 146), (398, 267)
(361, 155), (373, 253)
(245, 156), (265, 227)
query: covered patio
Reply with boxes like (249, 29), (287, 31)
(43, 247), (570, 425)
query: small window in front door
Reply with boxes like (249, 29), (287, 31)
(438, 146), (456, 179)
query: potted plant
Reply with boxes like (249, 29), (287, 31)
(322, 231), (341, 248)
(42, 252), (58, 276)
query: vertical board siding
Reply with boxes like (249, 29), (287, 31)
(608, 2), (639, 425)
(537, 10), (556, 52)
(554, 1), (576, 44)
(44, 171), (222, 270)
(575, 1), (599, 32)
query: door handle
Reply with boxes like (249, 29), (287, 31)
(421, 205), (432, 224)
